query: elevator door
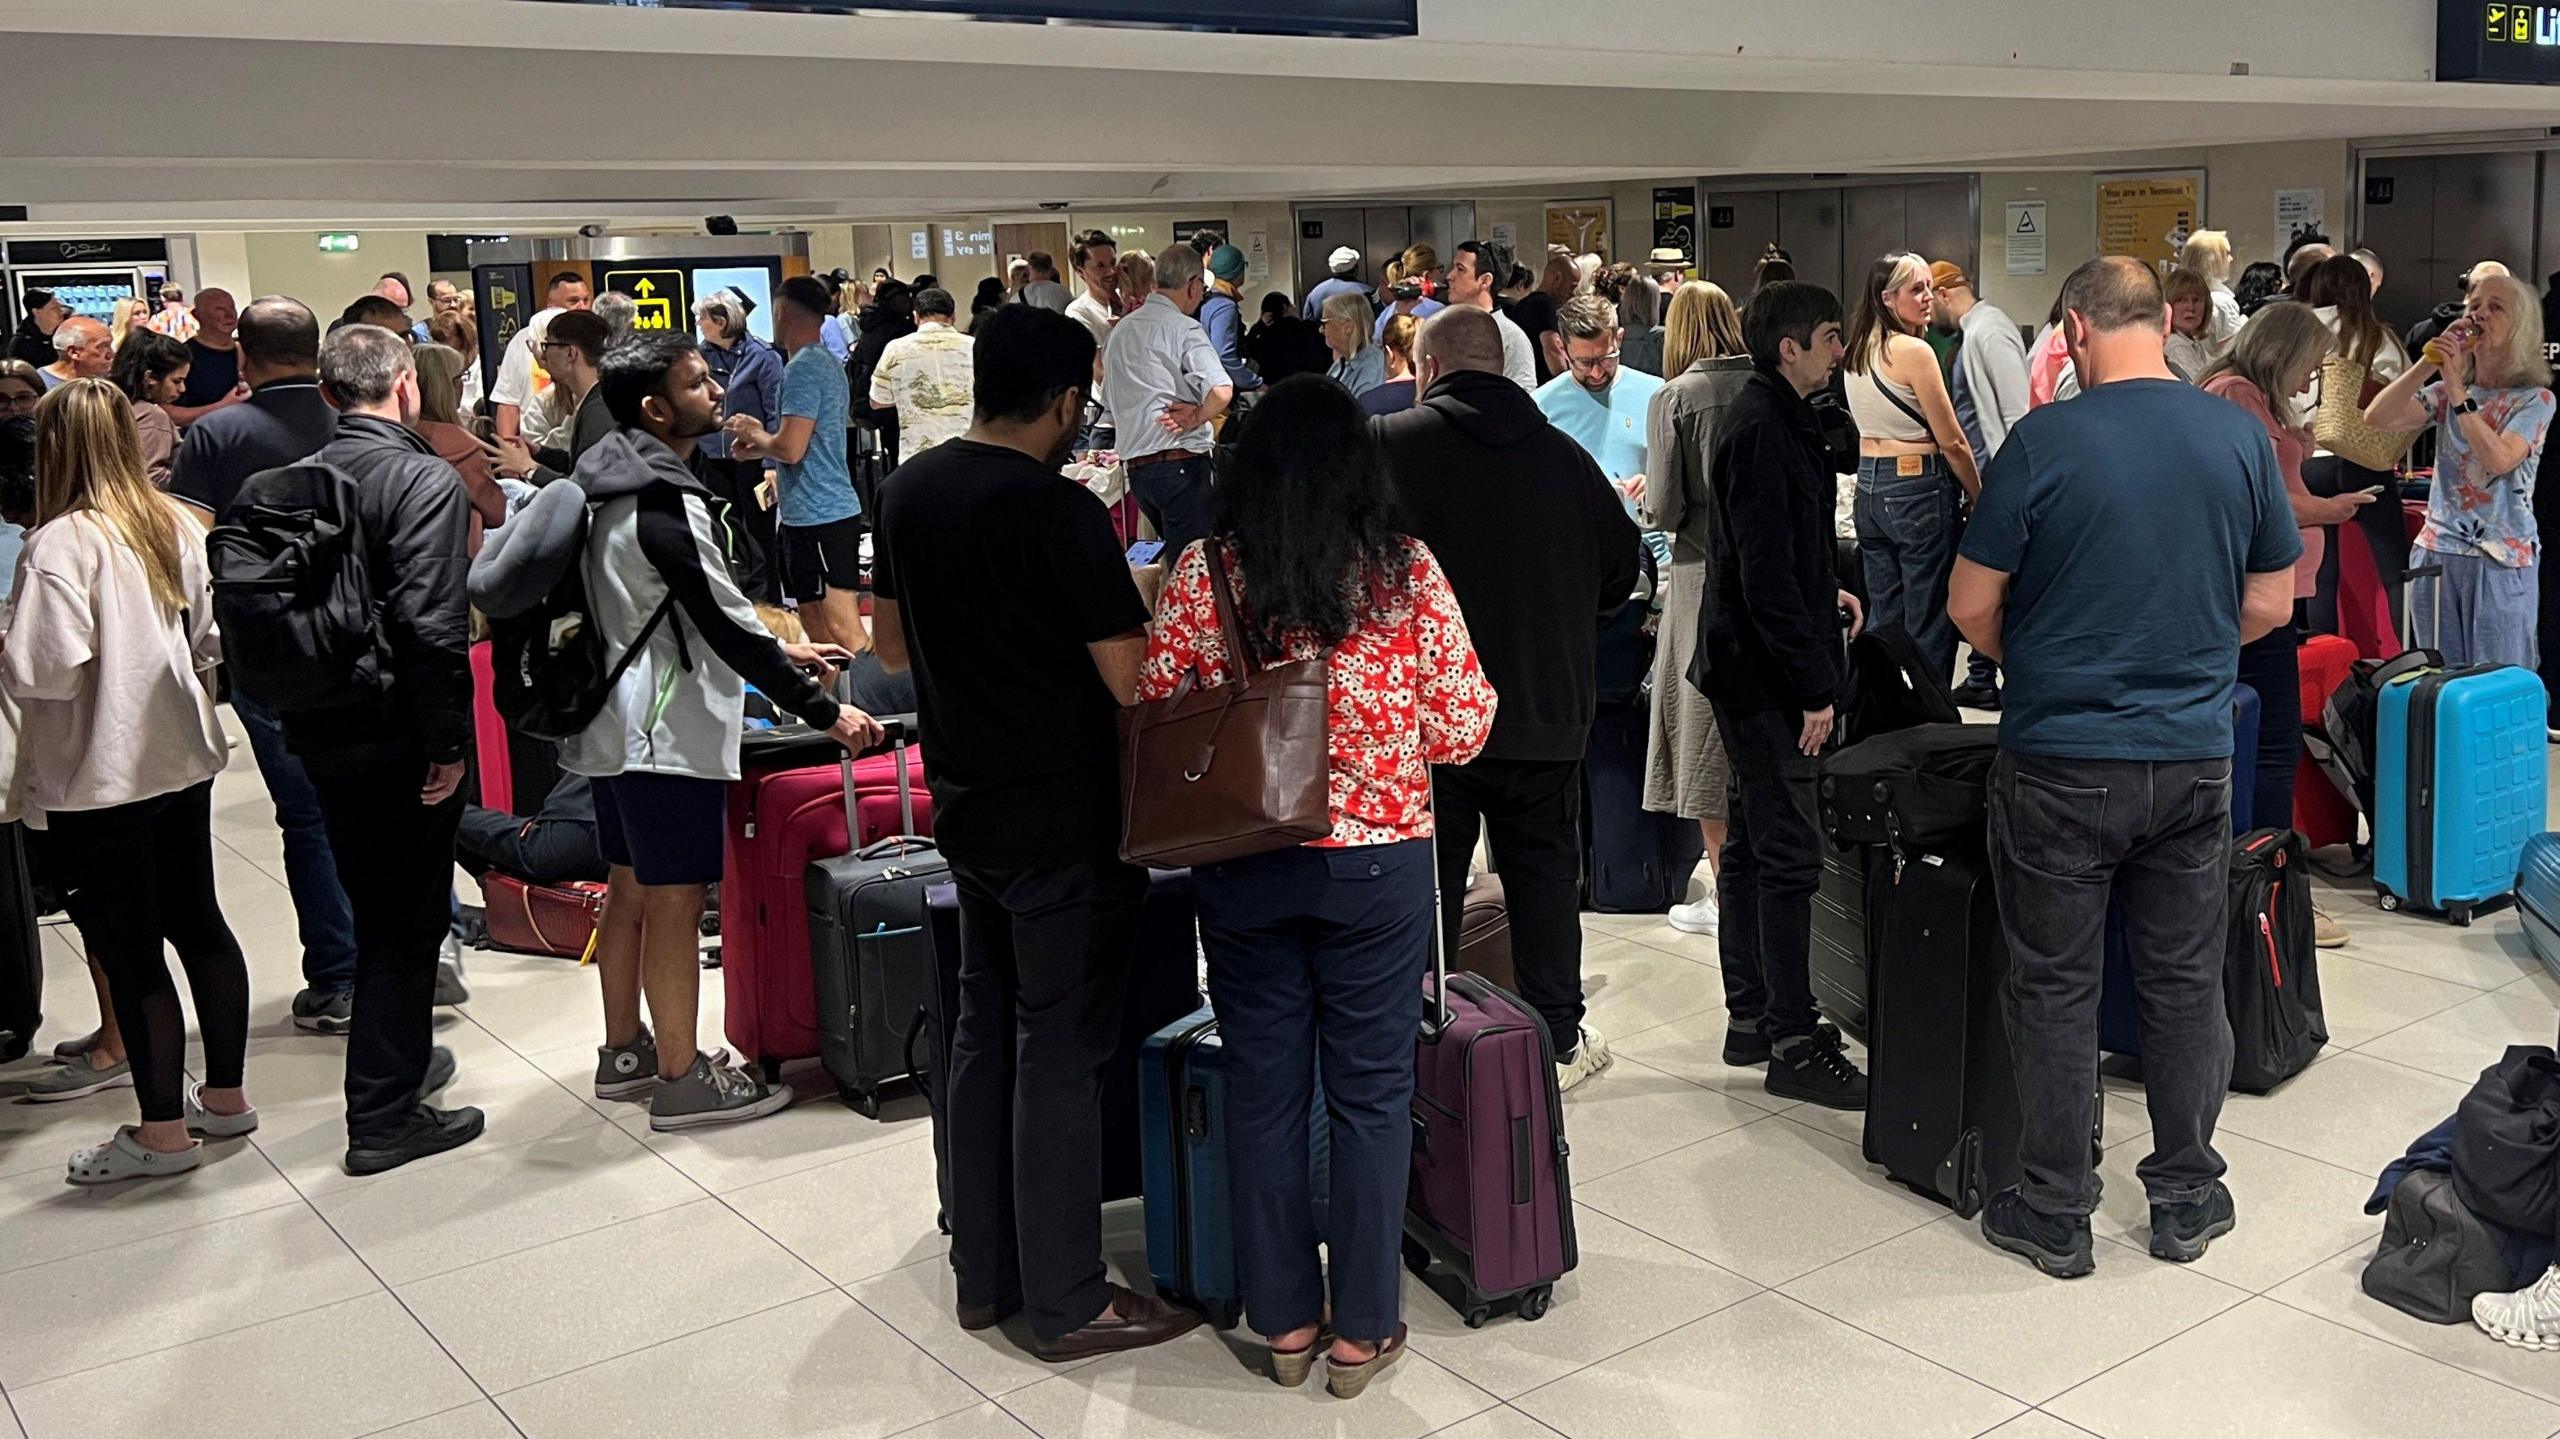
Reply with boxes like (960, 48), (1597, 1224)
(2355, 151), (2538, 334)
(1707, 181), (1975, 302)
(1296, 207), (1367, 297)
(1290, 203), (1477, 298)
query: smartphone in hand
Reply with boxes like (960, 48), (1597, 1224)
(1126, 540), (1165, 566)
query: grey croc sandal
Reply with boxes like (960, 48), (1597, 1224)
(184, 1083), (259, 1139)
(66, 1128), (203, 1186)
(21, 1058), (134, 1103)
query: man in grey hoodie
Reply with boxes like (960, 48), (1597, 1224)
(481, 330), (881, 1131)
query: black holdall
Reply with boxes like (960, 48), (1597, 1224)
(2454, 1045), (2560, 1240)
(2362, 1169), (2516, 1325)
(1817, 723), (2000, 860)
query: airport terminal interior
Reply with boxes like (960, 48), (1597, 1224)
(14, 1), (2560, 1436)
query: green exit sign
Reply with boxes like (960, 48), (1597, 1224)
(315, 232), (361, 253)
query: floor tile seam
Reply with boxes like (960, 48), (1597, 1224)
(0, 1187), (313, 1280)
(2319, 944), (2506, 992)
(708, 1164), (938, 1289)
(351, 1185), (716, 1289)
(2257, 1241), (2560, 1414)
(349, 1398), (531, 1439)
(1606, 932), (1724, 969)
(837, 1282), (1037, 1414)
(1409, 1268), (1768, 1406)
(387, 1192), (833, 1299)
(479, 1289), (846, 1400)
(2338, 984), (2512, 1058)
(708, 1127), (940, 1204)
(0, 1286), (393, 1395)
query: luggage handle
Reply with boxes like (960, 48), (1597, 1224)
(1425, 834), (1451, 1035)
(840, 718), (918, 842)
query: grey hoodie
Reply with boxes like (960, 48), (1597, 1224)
(484, 429), (838, 782)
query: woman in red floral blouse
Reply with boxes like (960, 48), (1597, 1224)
(1137, 376), (1494, 1396)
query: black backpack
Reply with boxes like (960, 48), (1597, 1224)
(479, 483), (688, 742)
(2224, 827), (2327, 1093)
(207, 461), (386, 712)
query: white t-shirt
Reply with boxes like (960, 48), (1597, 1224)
(1065, 290), (1116, 348)
(489, 306), (558, 413)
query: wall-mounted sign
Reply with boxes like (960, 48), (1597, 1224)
(2005, 201), (2048, 276)
(2275, 188), (2327, 251)
(1301, 219), (1326, 240)
(908, 230), (930, 262)
(1545, 201), (1612, 261)
(1650, 186), (1697, 264)
(2095, 170), (2205, 270)
(2440, 2), (2560, 83)
(316, 232), (362, 253)
(5, 237), (169, 265)
(601, 268), (688, 331)
(2366, 176), (2399, 205)
(1708, 206), (1737, 230)
(520, 0), (1416, 37)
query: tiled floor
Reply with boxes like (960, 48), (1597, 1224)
(4, 718), (2559, 1439)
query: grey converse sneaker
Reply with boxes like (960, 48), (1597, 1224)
(649, 1052), (792, 1132)
(595, 1028), (659, 1101)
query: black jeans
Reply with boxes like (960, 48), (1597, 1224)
(2303, 455), (2406, 642)
(1710, 702), (1824, 1041)
(44, 782), (247, 1124)
(455, 807), (606, 885)
(1127, 454), (1216, 558)
(1431, 758), (1586, 1057)
(303, 740), (466, 1145)
(946, 854), (1146, 1340)
(2232, 624), (2301, 833)
(1990, 751), (2233, 1215)
(1195, 838), (1430, 1343)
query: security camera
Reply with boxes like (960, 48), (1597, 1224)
(705, 214), (739, 236)
(1038, 201), (1071, 211)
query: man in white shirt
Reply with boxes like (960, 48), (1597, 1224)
(1101, 245), (1232, 554)
(868, 287), (975, 458)
(1064, 230), (1119, 348)
(1449, 239), (1537, 390)
(489, 270), (595, 446)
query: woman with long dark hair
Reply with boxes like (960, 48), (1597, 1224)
(107, 328), (190, 487)
(1843, 252), (1981, 682)
(2298, 254), (2416, 638)
(2233, 260), (2289, 318)
(1135, 375), (1495, 1398)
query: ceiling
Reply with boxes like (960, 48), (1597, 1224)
(5, 0), (2558, 231)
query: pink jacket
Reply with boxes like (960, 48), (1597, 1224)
(2203, 375), (2320, 601)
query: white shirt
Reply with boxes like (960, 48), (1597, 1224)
(1493, 306), (1537, 391)
(1103, 294), (1230, 459)
(868, 321), (975, 458)
(491, 306), (571, 449)
(1066, 290), (1116, 348)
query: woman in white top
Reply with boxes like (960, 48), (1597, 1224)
(2295, 254), (2416, 639)
(2178, 230), (2244, 356)
(2163, 268), (2216, 382)
(2, 380), (253, 1184)
(1843, 251), (1980, 684)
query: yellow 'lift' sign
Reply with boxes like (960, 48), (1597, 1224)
(602, 269), (688, 332)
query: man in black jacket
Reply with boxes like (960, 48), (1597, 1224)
(305, 322), (484, 1175)
(1692, 281), (1868, 1110)
(1376, 305), (1639, 1091)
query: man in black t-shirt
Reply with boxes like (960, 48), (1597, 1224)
(169, 288), (249, 426)
(872, 305), (1201, 1363)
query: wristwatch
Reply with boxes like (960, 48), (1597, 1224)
(2454, 396), (2483, 417)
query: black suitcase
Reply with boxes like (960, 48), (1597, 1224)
(1810, 839), (1882, 1043)
(0, 823), (41, 1064)
(1817, 723), (1999, 857)
(913, 868), (1202, 1229)
(1583, 701), (1705, 913)
(1861, 845), (2021, 1217)
(803, 733), (948, 1117)
(2226, 828), (2327, 1093)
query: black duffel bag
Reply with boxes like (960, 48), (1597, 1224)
(2454, 1045), (2560, 1240)
(1817, 723), (1999, 856)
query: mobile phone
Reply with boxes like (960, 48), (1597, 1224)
(2362, 483), (2391, 497)
(1126, 540), (1165, 566)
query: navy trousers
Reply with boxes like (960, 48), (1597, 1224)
(1195, 837), (1432, 1343)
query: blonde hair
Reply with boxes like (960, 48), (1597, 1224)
(1118, 248), (1156, 303)
(412, 342), (468, 426)
(1662, 281), (1746, 375)
(1320, 293), (1372, 354)
(2462, 274), (2555, 390)
(2200, 301), (2332, 432)
(2178, 231), (2234, 286)
(1380, 313), (1419, 375)
(2162, 268), (2213, 336)
(1399, 243), (1438, 277)
(110, 296), (149, 350)
(33, 379), (190, 613)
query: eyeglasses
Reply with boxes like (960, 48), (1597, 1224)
(0, 391), (37, 413)
(1566, 351), (1622, 373)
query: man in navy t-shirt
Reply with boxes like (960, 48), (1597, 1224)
(1949, 256), (2299, 1282)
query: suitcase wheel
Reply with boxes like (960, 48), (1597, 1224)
(2449, 902), (2475, 928)
(2376, 890), (2401, 913)
(761, 1056), (785, 1085)
(1517, 1285), (1554, 1322)
(836, 1079), (882, 1119)
(1463, 1304), (1493, 1329)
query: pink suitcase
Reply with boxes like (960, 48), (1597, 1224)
(722, 736), (934, 1071)
(1404, 878), (1577, 1326)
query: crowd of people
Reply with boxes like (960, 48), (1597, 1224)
(0, 215), (2552, 1386)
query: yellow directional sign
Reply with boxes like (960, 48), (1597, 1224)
(601, 268), (688, 332)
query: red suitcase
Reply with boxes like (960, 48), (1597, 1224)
(482, 872), (609, 959)
(1405, 875), (1576, 1327)
(723, 733), (934, 1071)
(2295, 634), (2362, 852)
(471, 641), (512, 811)
(2333, 520), (2400, 661)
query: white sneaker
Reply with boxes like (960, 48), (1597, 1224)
(1555, 1024), (1613, 1093)
(2475, 1263), (2560, 1351)
(1667, 894), (1720, 936)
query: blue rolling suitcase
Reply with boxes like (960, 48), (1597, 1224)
(1139, 1008), (1329, 1331)
(2099, 683), (2259, 1056)
(2519, 833), (2560, 977)
(2375, 664), (2547, 926)
(1583, 700), (1706, 912)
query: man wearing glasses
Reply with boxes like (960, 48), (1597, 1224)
(491, 308), (613, 484)
(1536, 290), (1674, 639)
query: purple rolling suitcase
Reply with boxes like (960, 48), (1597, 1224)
(1404, 869), (1577, 1327)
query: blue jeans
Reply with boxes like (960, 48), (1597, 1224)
(2409, 546), (2540, 670)
(230, 694), (358, 993)
(1195, 838), (1431, 1343)
(1855, 456), (1965, 686)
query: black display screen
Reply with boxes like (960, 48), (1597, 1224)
(2440, 2), (2560, 83)
(523, 0), (1414, 38)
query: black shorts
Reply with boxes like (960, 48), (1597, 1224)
(779, 518), (864, 603)
(591, 772), (725, 886)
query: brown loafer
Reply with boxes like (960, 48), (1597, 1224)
(1326, 1324), (1409, 1400)
(1030, 1285), (1203, 1362)
(956, 1297), (1020, 1331)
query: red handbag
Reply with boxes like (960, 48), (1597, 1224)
(481, 872), (609, 960)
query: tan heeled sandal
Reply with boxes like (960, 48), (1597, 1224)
(1324, 1324), (1408, 1399)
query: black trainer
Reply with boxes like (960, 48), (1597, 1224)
(1980, 1189), (2096, 1278)
(1721, 1023), (1771, 1067)
(1764, 1026), (1867, 1109)
(418, 1045), (457, 1104)
(2148, 1180), (2237, 1263)
(344, 1103), (487, 1176)
(1950, 682), (2002, 712)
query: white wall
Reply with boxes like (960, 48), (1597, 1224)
(241, 228), (434, 316)
(186, 231), (253, 303)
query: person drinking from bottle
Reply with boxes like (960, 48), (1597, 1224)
(2364, 272), (2555, 669)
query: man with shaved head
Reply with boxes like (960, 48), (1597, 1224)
(1374, 302), (1640, 1096)
(38, 316), (112, 388)
(170, 286), (250, 425)
(1950, 254), (2299, 1281)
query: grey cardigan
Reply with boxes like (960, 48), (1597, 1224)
(1643, 355), (1758, 566)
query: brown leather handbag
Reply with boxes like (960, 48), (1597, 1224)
(1118, 544), (1333, 867)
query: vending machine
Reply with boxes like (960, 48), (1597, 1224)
(5, 238), (173, 325)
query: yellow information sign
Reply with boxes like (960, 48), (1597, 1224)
(2094, 172), (2204, 271)
(602, 268), (687, 332)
